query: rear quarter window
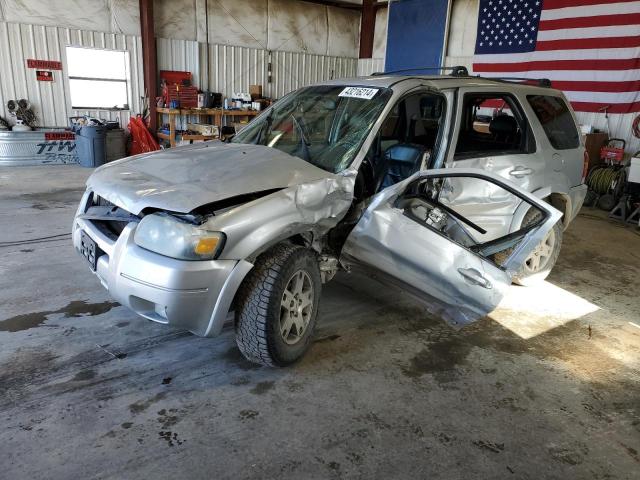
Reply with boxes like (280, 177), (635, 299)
(527, 95), (580, 150)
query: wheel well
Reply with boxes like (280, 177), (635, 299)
(231, 234), (316, 313)
(287, 233), (311, 248)
(245, 232), (316, 265)
(511, 191), (571, 232)
(547, 193), (570, 228)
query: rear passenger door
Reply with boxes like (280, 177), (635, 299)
(526, 93), (584, 188)
(446, 89), (547, 241)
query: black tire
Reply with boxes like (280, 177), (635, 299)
(494, 208), (563, 287)
(234, 243), (321, 367)
(597, 193), (616, 211)
(583, 190), (597, 207)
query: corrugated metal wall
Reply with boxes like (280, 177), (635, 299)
(357, 58), (385, 76)
(157, 38), (200, 87)
(206, 45), (267, 98)
(205, 44), (356, 99)
(0, 20), (357, 130)
(266, 50), (356, 98)
(574, 112), (639, 156)
(0, 21), (143, 128)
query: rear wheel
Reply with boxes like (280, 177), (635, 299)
(512, 209), (563, 286)
(234, 243), (321, 367)
(513, 218), (562, 286)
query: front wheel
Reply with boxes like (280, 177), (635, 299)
(234, 243), (321, 367)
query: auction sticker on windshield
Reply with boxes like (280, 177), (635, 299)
(339, 87), (379, 100)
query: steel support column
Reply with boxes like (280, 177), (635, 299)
(359, 0), (376, 59)
(139, 0), (157, 133)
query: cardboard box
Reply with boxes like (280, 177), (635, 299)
(187, 123), (219, 137)
(249, 84), (263, 100)
(583, 132), (608, 170)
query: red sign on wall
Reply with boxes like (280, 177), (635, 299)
(36, 70), (54, 81)
(45, 132), (75, 141)
(27, 59), (62, 70)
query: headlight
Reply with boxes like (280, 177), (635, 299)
(134, 213), (225, 260)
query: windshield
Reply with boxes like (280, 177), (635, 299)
(232, 85), (392, 173)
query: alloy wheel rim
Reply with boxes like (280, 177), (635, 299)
(279, 269), (314, 345)
(523, 228), (556, 274)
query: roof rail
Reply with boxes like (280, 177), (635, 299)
(371, 65), (469, 77)
(485, 76), (552, 88)
(366, 68), (551, 88)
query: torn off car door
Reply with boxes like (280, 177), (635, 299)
(340, 168), (562, 327)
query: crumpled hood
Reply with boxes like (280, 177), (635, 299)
(87, 142), (334, 215)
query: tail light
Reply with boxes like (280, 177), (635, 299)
(581, 150), (589, 183)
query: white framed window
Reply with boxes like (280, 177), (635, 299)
(66, 46), (130, 110)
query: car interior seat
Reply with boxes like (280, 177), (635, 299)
(379, 143), (428, 190)
(488, 115), (520, 147)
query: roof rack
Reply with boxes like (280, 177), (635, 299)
(369, 68), (551, 88)
(485, 76), (552, 88)
(371, 65), (469, 77)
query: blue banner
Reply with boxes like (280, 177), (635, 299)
(385, 0), (450, 74)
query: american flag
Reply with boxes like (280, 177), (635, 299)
(473, 0), (640, 113)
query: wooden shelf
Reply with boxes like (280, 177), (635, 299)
(223, 110), (260, 116)
(156, 107), (259, 147)
(181, 134), (218, 141)
(157, 107), (259, 116)
(156, 107), (181, 114)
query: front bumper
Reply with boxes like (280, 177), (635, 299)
(72, 195), (252, 337)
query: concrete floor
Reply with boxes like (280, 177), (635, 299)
(1, 165), (639, 480)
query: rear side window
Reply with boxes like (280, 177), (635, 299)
(454, 93), (532, 159)
(527, 95), (579, 150)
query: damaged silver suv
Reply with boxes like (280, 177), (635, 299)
(73, 73), (587, 366)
